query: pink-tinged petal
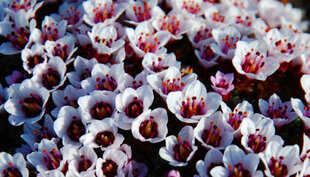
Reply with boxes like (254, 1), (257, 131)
(210, 166), (229, 177)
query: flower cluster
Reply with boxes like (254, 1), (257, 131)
(0, 0), (310, 176)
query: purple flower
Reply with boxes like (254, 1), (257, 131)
(210, 71), (234, 96)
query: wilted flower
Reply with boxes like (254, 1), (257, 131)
(123, 160), (148, 177)
(210, 71), (234, 98)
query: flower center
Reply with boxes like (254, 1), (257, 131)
(137, 33), (160, 53)
(43, 148), (63, 170)
(42, 68), (61, 89)
(125, 97), (143, 118)
(7, 0), (32, 12)
(131, 80), (143, 89)
(60, 6), (81, 25)
(94, 36), (113, 47)
(78, 155), (92, 173)
(2, 165), (22, 177)
(133, 2), (151, 22)
(95, 131), (115, 147)
(173, 137), (193, 162)
(139, 117), (158, 139)
(64, 96), (79, 108)
(102, 160), (118, 177)
(151, 57), (169, 72)
(19, 93), (43, 118)
(266, 102), (289, 119)
(95, 74), (117, 91)
(236, 15), (252, 27)
(241, 50), (265, 74)
(247, 128), (267, 153)
(194, 27), (212, 43)
(201, 45), (216, 61)
(162, 78), (185, 95)
(212, 12), (225, 22)
(35, 127), (54, 142)
(80, 68), (91, 81)
(27, 55), (45, 69)
(90, 102), (113, 120)
(304, 105), (310, 117)
(228, 110), (247, 130)
(53, 43), (69, 61)
(182, 0), (201, 14)
(181, 96), (206, 118)
(220, 35), (239, 54)
(268, 156), (288, 177)
(42, 23), (59, 42)
(67, 117), (85, 142)
(201, 122), (221, 147)
(228, 163), (251, 177)
(159, 15), (180, 36)
(6, 25), (30, 50)
(274, 39), (296, 54)
(93, 2), (115, 24)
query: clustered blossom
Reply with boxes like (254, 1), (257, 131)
(0, 0), (310, 176)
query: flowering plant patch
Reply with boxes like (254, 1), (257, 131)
(0, 0), (310, 176)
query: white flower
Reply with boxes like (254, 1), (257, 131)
(27, 139), (78, 173)
(220, 100), (253, 136)
(301, 74), (310, 103)
(0, 152), (28, 177)
(131, 108), (168, 143)
(240, 117), (284, 154)
(31, 56), (67, 92)
(195, 39), (220, 68)
(82, 0), (127, 26)
(147, 66), (197, 100)
(126, 21), (170, 58)
(31, 15), (67, 44)
(210, 71), (234, 97)
(45, 34), (77, 64)
(300, 134), (310, 162)
(125, 0), (165, 25)
(66, 56), (98, 88)
(203, 5), (227, 27)
(0, 83), (8, 113)
(21, 114), (57, 150)
(259, 141), (302, 177)
(170, 0), (210, 19)
(167, 80), (222, 123)
(194, 111), (234, 150)
(54, 106), (87, 147)
(88, 24), (125, 55)
(3, 0), (43, 17)
(78, 91), (116, 122)
(298, 158), (310, 177)
(259, 93), (298, 128)
(210, 26), (241, 59)
(225, 7), (256, 35)
(4, 79), (49, 126)
(196, 148), (223, 177)
(142, 52), (181, 74)
(67, 146), (97, 177)
(81, 62), (125, 93)
(159, 126), (198, 166)
(80, 118), (124, 151)
(95, 149), (127, 177)
(118, 70), (148, 92)
(232, 40), (279, 81)
(291, 98), (310, 129)
(210, 145), (261, 177)
(21, 43), (47, 74)
(115, 85), (153, 130)
(0, 10), (36, 54)
(264, 28), (301, 63)
(152, 10), (192, 40)
(51, 85), (86, 117)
